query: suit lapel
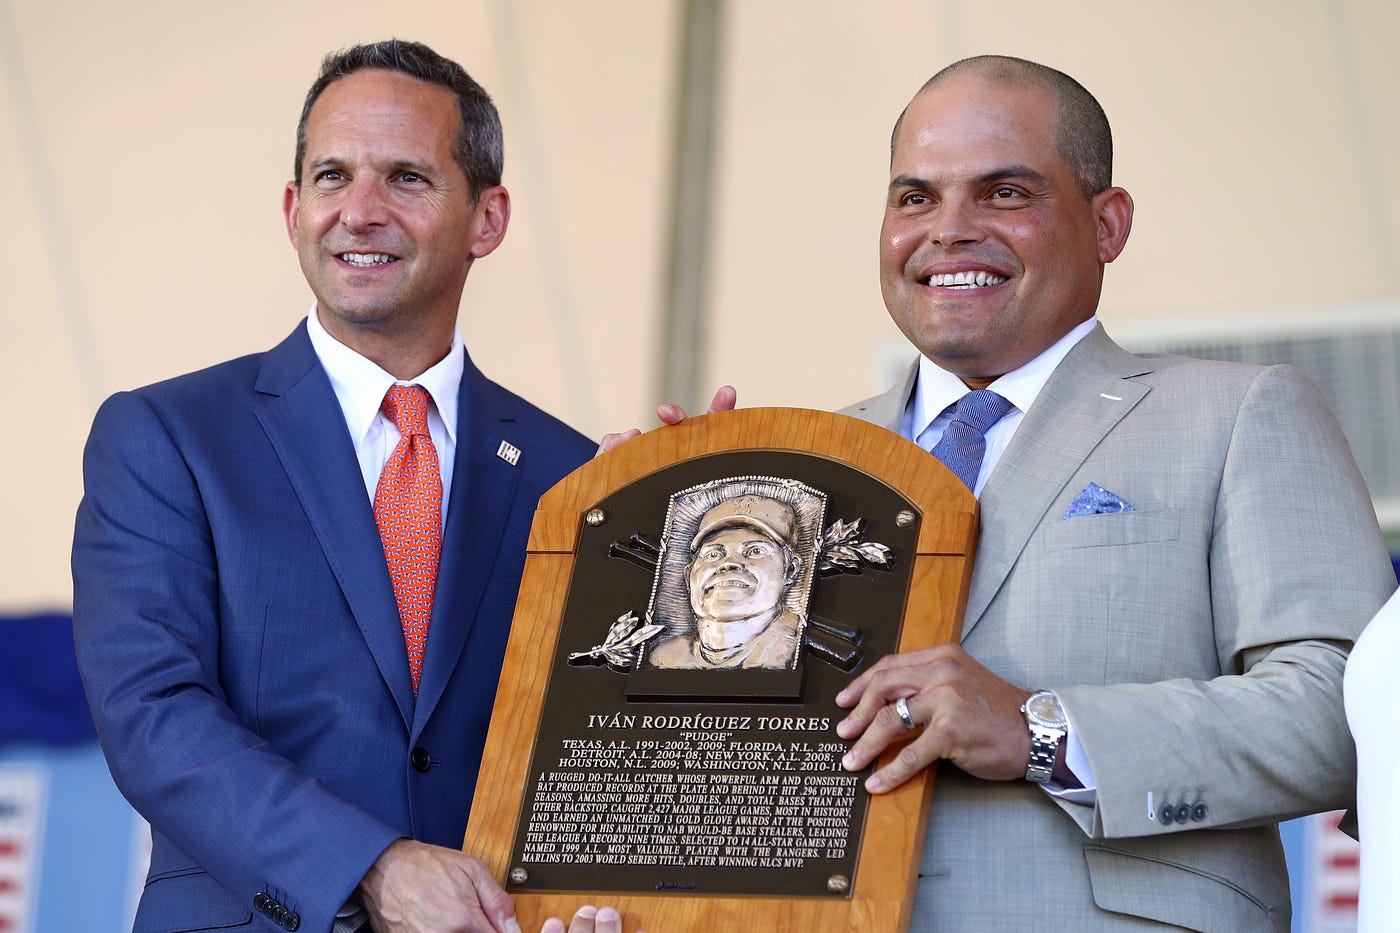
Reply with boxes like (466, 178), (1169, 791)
(412, 356), (523, 733)
(253, 323), (416, 726)
(842, 361), (917, 431)
(960, 327), (1154, 637)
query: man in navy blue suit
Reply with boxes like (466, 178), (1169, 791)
(72, 40), (611, 933)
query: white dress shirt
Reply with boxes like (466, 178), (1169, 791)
(903, 316), (1098, 496)
(306, 305), (461, 526)
(307, 305), (464, 927)
(902, 315), (1099, 802)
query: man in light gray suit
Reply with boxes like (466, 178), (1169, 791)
(828, 56), (1397, 930)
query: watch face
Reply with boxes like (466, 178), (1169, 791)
(1026, 692), (1066, 728)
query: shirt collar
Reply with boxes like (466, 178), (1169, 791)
(910, 315), (1098, 436)
(305, 304), (463, 446)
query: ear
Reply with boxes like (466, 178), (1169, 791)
(467, 185), (511, 259)
(784, 551), (804, 587)
(282, 182), (300, 249)
(1091, 186), (1134, 264)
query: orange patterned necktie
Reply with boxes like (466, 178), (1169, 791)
(373, 384), (443, 695)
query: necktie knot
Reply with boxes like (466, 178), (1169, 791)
(929, 389), (1013, 492)
(381, 384), (432, 437)
(949, 389), (1014, 435)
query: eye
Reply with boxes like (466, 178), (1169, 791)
(742, 543), (774, 559)
(315, 169), (346, 186)
(699, 544), (725, 561)
(989, 186), (1022, 201)
(901, 192), (930, 207)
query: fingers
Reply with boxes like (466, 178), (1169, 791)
(858, 707), (943, 793)
(590, 906), (622, 933)
(542, 906), (634, 933)
(839, 689), (937, 794)
(459, 857), (520, 933)
(566, 906), (600, 933)
(705, 385), (737, 413)
(832, 645), (1030, 793)
(835, 649), (940, 731)
(595, 429), (641, 456)
(598, 386), (738, 455)
(657, 385), (738, 426)
(566, 905), (612, 933)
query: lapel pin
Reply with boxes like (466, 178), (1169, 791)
(497, 440), (522, 466)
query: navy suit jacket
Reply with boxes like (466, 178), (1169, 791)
(72, 322), (594, 932)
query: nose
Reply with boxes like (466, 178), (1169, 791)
(340, 178), (390, 233)
(928, 198), (983, 248)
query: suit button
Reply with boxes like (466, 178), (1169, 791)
(1158, 803), (1175, 824)
(272, 904), (287, 922)
(411, 746), (432, 772)
(283, 912), (301, 931)
(254, 893), (269, 911)
(1191, 803), (1208, 822)
(1175, 803), (1191, 824)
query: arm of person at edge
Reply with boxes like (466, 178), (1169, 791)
(359, 840), (645, 933)
(596, 385), (738, 455)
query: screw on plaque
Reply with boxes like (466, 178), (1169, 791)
(827, 874), (850, 893)
(508, 867), (529, 885)
(585, 508), (606, 526)
(896, 510), (917, 528)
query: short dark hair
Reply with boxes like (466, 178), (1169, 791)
(890, 55), (1112, 199)
(293, 39), (503, 200)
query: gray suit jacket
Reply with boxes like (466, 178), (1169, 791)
(843, 325), (1396, 931)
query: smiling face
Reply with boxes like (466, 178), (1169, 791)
(283, 68), (508, 363)
(687, 527), (791, 623)
(879, 74), (1132, 387)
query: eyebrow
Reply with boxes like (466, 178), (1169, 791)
(305, 156), (438, 177)
(889, 164), (1049, 192)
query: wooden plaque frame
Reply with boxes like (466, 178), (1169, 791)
(463, 408), (977, 932)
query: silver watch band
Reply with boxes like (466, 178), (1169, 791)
(1026, 725), (1060, 783)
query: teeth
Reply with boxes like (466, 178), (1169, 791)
(341, 252), (397, 267)
(926, 270), (1007, 288)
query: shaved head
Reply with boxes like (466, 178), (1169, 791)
(891, 55), (1112, 199)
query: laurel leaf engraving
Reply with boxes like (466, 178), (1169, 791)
(818, 517), (895, 573)
(568, 610), (664, 669)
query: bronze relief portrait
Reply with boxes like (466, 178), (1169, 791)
(641, 477), (827, 672)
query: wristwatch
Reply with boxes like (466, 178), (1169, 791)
(1020, 690), (1067, 784)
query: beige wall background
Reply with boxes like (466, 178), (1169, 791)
(3, 0), (1396, 611)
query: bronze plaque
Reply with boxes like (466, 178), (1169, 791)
(507, 451), (916, 897)
(464, 408), (977, 932)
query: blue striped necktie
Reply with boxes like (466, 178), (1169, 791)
(928, 390), (1013, 491)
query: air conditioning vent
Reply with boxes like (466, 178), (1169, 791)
(1123, 320), (1400, 531)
